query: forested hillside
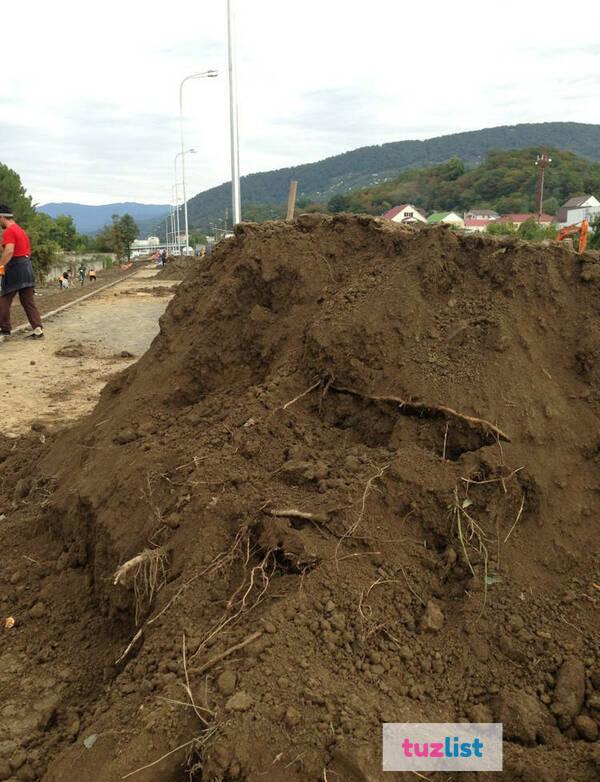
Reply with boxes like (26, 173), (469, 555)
(330, 148), (600, 217)
(181, 122), (600, 232)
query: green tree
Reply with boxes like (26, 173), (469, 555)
(51, 214), (79, 251)
(327, 193), (351, 213)
(103, 213), (139, 259)
(0, 163), (60, 276)
(27, 214), (61, 276)
(487, 221), (517, 237)
(518, 218), (542, 241)
(0, 162), (35, 224)
(441, 156), (465, 181)
(92, 223), (116, 253)
(117, 214), (138, 259)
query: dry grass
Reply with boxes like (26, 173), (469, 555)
(448, 487), (491, 619)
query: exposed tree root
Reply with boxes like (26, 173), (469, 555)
(113, 546), (168, 625)
(330, 384), (510, 442)
(268, 507), (330, 524)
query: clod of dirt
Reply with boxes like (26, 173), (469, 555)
(574, 715), (599, 741)
(216, 669), (236, 696)
(420, 600), (444, 632)
(553, 658), (586, 722)
(492, 688), (557, 745)
(54, 342), (87, 358)
(225, 691), (254, 712)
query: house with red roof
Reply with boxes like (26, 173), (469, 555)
(463, 218), (494, 233)
(381, 204), (427, 224)
(496, 213), (555, 228)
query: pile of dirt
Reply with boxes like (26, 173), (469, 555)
(2, 214), (600, 781)
(155, 255), (196, 280)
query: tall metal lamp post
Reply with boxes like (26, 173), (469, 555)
(227, 0), (241, 226)
(179, 70), (218, 253)
(174, 149), (196, 253)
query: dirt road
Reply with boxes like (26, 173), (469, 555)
(0, 267), (175, 436)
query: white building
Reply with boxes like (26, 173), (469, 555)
(557, 195), (600, 227)
(381, 204), (427, 224)
(130, 236), (161, 257)
(464, 208), (499, 221)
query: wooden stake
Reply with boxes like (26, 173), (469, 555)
(286, 180), (298, 221)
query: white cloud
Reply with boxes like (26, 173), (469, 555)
(2, 0), (599, 204)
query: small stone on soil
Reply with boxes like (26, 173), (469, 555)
(28, 602), (46, 619)
(225, 691), (253, 712)
(217, 670), (237, 696)
(574, 715), (599, 741)
(420, 601), (444, 632)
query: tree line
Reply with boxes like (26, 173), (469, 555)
(0, 162), (139, 275)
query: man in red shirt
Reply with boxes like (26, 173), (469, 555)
(0, 205), (43, 339)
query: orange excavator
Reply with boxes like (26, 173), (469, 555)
(556, 218), (589, 254)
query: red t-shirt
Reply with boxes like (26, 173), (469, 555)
(2, 223), (31, 257)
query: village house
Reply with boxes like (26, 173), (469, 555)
(464, 208), (499, 221)
(381, 204), (427, 224)
(496, 213), (555, 228)
(427, 211), (465, 228)
(463, 218), (493, 233)
(556, 195), (600, 227)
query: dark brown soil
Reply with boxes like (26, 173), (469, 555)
(155, 255), (196, 280)
(2, 215), (600, 781)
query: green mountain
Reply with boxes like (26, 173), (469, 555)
(174, 122), (600, 233)
(335, 147), (600, 217)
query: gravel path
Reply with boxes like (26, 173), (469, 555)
(0, 267), (175, 436)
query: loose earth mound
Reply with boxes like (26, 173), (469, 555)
(155, 255), (196, 280)
(2, 215), (600, 782)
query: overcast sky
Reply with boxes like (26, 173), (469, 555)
(3, 0), (600, 205)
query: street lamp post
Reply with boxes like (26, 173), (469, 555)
(170, 203), (176, 255)
(227, 0), (241, 226)
(179, 69), (218, 253)
(171, 181), (183, 254)
(174, 150), (195, 254)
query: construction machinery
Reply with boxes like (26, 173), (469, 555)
(556, 218), (589, 254)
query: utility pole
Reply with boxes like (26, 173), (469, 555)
(286, 180), (298, 221)
(535, 148), (552, 223)
(227, 0), (242, 225)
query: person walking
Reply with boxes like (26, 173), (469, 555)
(88, 268), (97, 282)
(0, 206), (43, 339)
(78, 263), (86, 286)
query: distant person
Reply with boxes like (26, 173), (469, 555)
(78, 264), (86, 286)
(160, 249), (167, 266)
(88, 268), (97, 282)
(0, 205), (44, 339)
